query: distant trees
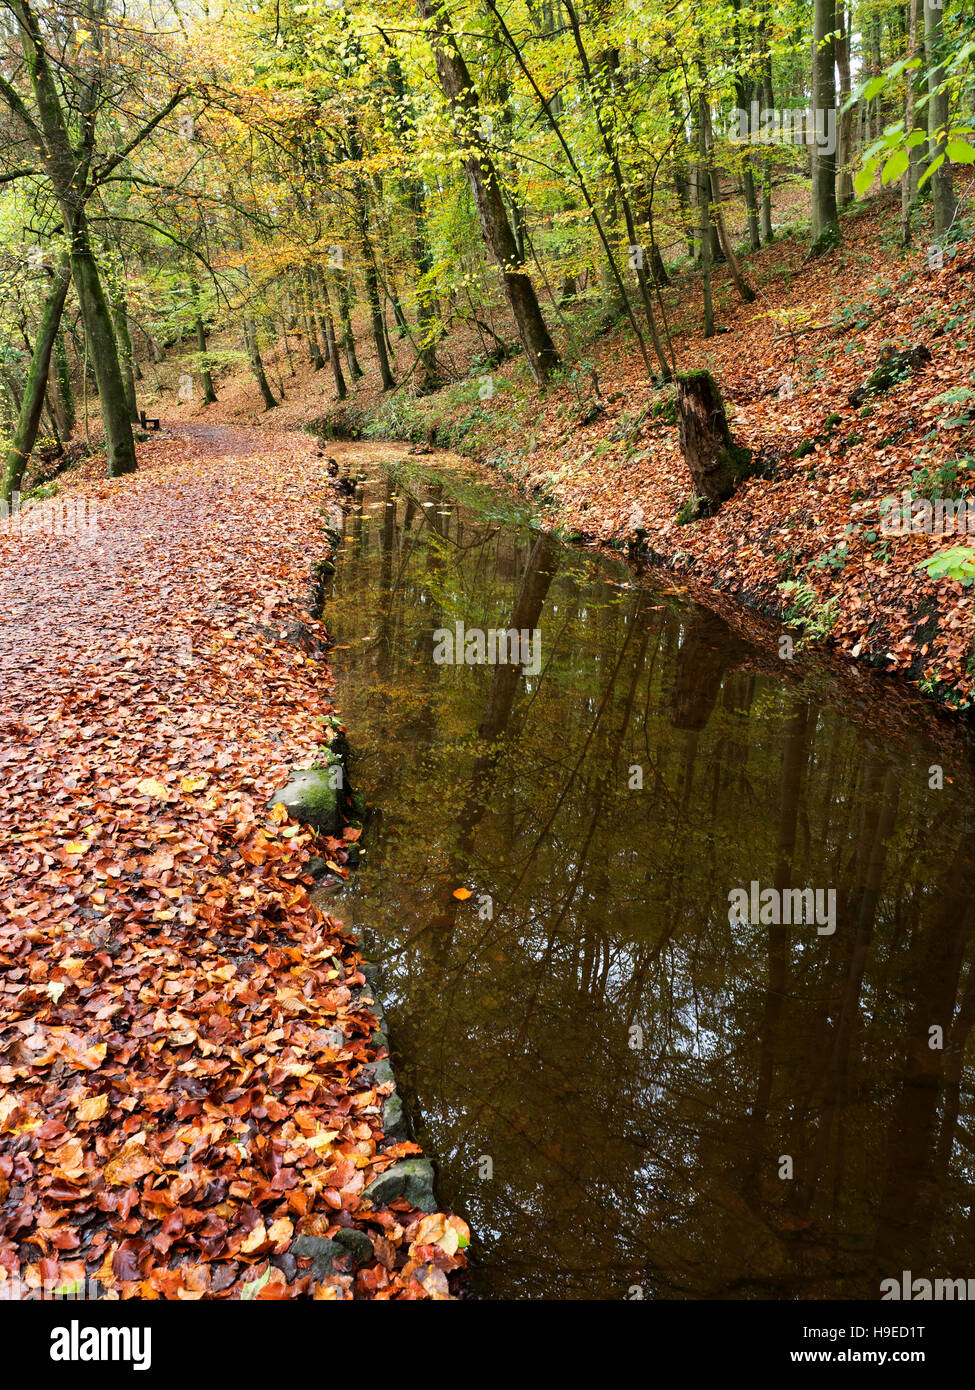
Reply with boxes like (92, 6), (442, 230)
(0, 0), (973, 480)
(0, 0), (188, 477)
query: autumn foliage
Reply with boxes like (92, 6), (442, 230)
(0, 427), (467, 1299)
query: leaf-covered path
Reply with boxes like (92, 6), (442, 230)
(0, 425), (467, 1299)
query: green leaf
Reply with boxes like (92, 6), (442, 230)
(882, 149), (910, 184)
(854, 159), (879, 197)
(946, 139), (975, 164)
(917, 547), (975, 585)
(241, 1268), (272, 1300)
(918, 152), (945, 189)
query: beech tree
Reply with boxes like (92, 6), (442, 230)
(0, 0), (186, 475)
(415, 0), (560, 388)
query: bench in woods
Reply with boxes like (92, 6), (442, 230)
(138, 409), (160, 431)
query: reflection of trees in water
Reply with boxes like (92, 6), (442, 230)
(331, 464), (975, 1300)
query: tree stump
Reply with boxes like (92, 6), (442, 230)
(675, 370), (753, 517)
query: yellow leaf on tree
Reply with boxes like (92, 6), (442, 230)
(452, 888), (472, 900)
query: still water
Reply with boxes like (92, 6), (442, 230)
(324, 450), (975, 1301)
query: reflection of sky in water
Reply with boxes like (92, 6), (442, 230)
(327, 457), (975, 1300)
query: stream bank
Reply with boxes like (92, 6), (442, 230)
(316, 445), (975, 1299)
(298, 218), (975, 718)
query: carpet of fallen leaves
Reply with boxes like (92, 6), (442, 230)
(174, 193), (975, 710)
(0, 424), (468, 1300)
(509, 200), (975, 709)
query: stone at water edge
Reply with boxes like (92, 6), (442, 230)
(268, 764), (342, 836)
(362, 1159), (437, 1213)
(290, 1228), (374, 1275)
(381, 1092), (410, 1143)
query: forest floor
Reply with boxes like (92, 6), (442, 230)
(0, 423), (468, 1299)
(160, 185), (975, 713)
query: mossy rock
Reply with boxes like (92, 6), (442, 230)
(290, 1234), (346, 1278)
(849, 344), (931, 406)
(652, 393), (678, 426)
(361, 1158), (437, 1212)
(332, 1227), (374, 1266)
(381, 1093), (410, 1143)
(362, 1057), (395, 1088)
(269, 758), (343, 836)
(676, 495), (704, 525)
(291, 1228), (374, 1276)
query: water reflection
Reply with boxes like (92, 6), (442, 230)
(327, 454), (975, 1301)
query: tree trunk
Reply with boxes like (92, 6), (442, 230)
(901, 0), (923, 244)
(70, 223), (137, 475)
(925, 0), (958, 237)
(308, 268), (335, 368)
(53, 327), (75, 435)
(675, 370), (752, 515)
(704, 105), (757, 303)
(416, 0), (560, 386)
(698, 94), (715, 338)
(809, 0), (840, 256)
(319, 275), (347, 401)
(709, 167), (757, 302)
(194, 311), (217, 404)
(2, 262), (70, 503)
(338, 280), (364, 380)
(383, 50), (444, 393)
(670, 96), (696, 257)
(836, 2), (855, 207)
(6, 2), (136, 476)
(742, 156), (762, 252)
(243, 317), (278, 410)
(108, 277), (139, 422)
(760, 52), (775, 243)
(303, 280), (325, 369)
(365, 253), (395, 391)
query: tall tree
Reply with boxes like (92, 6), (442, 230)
(415, 0), (560, 387)
(925, 0), (958, 237)
(809, 0), (840, 256)
(0, 0), (182, 475)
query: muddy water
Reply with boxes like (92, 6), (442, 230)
(324, 451), (975, 1301)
